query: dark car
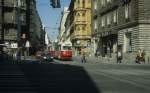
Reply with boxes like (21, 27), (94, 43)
(42, 54), (54, 63)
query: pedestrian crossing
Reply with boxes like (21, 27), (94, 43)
(0, 69), (36, 93)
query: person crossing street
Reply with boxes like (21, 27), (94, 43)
(81, 52), (86, 63)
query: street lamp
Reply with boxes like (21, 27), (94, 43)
(16, 0), (21, 61)
(25, 40), (30, 56)
(143, 35), (150, 63)
(0, 0), (4, 61)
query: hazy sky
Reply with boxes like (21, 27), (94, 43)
(36, 0), (71, 41)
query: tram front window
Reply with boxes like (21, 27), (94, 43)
(63, 46), (72, 50)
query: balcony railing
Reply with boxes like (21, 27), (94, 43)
(4, 36), (17, 40)
(4, 1), (16, 8)
(74, 7), (87, 11)
(71, 34), (91, 41)
(74, 20), (87, 25)
(2, 1), (27, 10)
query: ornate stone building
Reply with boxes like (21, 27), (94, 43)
(68, 0), (92, 55)
(96, 0), (150, 62)
(0, 0), (45, 58)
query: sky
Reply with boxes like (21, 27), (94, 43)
(36, 0), (71, 41)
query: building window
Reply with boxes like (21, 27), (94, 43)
(82, 25), (86, 31)
(12, 0), (16, 7)
(77, 26), (80, 31)
(107, 14), (111, 25)
(4, 29), (9, 35)
(125, 4), (129, 19)
(20, 14), (26, 22)
(101, 0), (106, 7)
(82, 0), (85, 8)
(21, 0), (25, 7)
(77, 13), (80, 21)
(113, 9), (118, 23)
(94, 20), (98, 29)
(11, 15), (14, 22)
(124, 32), (132, 52)
(107, 0), (111, 3)
(77, 13), (80, 16)
(82, 12), (85, 17)
(94, 0), (97, 10)
(78, 0), (80, 4)
(101, 16), (105, 27)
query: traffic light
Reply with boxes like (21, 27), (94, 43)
(122, 0), (131, 4)
(50, 0), (61, 8)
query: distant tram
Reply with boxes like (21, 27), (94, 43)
(54, 42), (72, 60)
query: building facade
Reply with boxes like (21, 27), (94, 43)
(97, 0), (150, 62)
(0, 0), (28, 57)
(91, 0), (98, 56)
(68, 0), (92, 55)
(29, 0), (45, 55)
(58, 7), (69, 45)
(0, 0), (45, 58)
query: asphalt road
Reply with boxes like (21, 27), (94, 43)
(0, 59), (150, 93)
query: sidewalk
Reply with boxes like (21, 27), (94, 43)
(72, 55), (150, 65)
(73, 55), (116, 63)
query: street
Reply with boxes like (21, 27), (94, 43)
(1, 0), (150, 93)
(0, 58), (150, 93)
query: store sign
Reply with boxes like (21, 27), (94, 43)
(25, 41), (30, 47)
(11, 43), (18, 48)
(22, 33), (26, 39)
(101, 31), (111, 37)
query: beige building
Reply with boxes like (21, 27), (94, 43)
(96, 0), (150, 62)
(68, 0), (92, 56)
(58, 7), (69, 45)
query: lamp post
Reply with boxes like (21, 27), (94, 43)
(16, 0), (21, 61)
(17, 0), (21, 42)
(25, 40), (30, 56)
(143, 35), (149, 63)
(0, 0), (4, 61)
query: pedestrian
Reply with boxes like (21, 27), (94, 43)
(81, 52), (86, 63)
(141, 50), (146, 63)
(117, 50), (122, 63)
(135, 49), (142, 64)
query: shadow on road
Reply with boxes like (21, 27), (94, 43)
(19, 63), (101, 93)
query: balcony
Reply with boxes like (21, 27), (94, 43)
(4, 12), (16, 24)
(4, 11), (26, 25)
(70, 33), (91, 41)
(74, 7), (87, 11)
(74, 20), (87, 25)
(0, 12), (2, 24)
(93, 9), (98, 19)
(3, 1), (27, 10)
(4, 28), (17, 40)
(4, 1), (16, 8)
(4, 36), (17, 40)
(99, 1), (119, 15)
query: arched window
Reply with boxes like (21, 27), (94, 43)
(77, 27), (80, 31)
(82, 12), (85, 16)
(82, 0), (85, 8)
(76, 12), (80, 16)
(78, 0), (80, 4)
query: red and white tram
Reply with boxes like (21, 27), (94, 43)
(54, 42), (72, 60)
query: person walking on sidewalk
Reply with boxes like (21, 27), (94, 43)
(136, 49), (145, 64)
(117, 50), (122, 63)
(81, 52), (86, 63)
(141, 49), (146, 63)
